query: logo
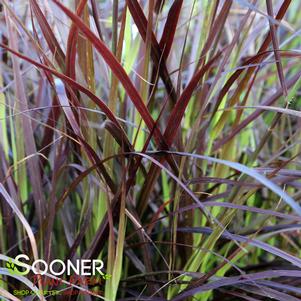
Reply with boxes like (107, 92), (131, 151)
(6, 258), (27, 276)
(6, 254), (108, 277)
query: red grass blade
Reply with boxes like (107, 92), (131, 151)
(126, 0), (177, 103)
(164, 52), (220, 145)
(159, 0), (183, 60)
(30, 0), (66, 70)
(52, 0), (165, 146)
(266, 0), (288, 96)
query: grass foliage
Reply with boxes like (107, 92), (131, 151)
(1, 0), (301, 300)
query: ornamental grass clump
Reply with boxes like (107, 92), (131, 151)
(1, 0), (301, 300)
